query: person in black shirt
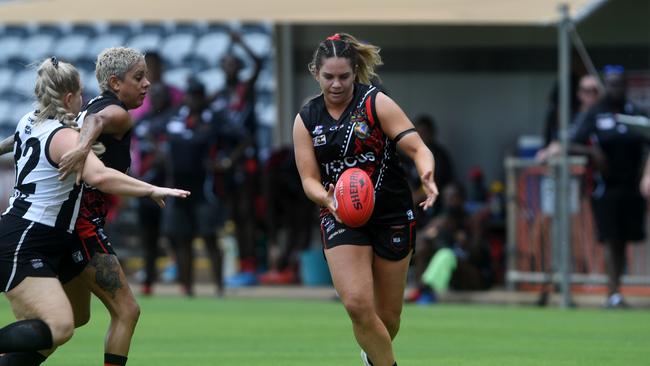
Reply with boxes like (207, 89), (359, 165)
(55, 47), (152, 366)
(162, 79), (224, 297)
(132, 83), (178, 295)
(569, 66), (649, 308)
(293, 33), (438, 366)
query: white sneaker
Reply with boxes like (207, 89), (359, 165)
(360, 350), (373, 366)
(604, 293), (629, 308)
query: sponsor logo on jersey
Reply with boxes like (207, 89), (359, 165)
(323, 152), (376, 175)
(313, 134), (327, 147)
(312, 125), (324, 135)
(353, 122), (370, 140)
(24, 125), (32, 135)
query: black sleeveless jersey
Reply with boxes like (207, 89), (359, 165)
(78, 91), (132, 173)
(299, 84), (415, 224)
(75, 91), (131, 227)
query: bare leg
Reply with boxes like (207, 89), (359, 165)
(325, 245), (395, 366)
(6, 277), (74, 349)
(80, 254), (140, 356)
(63, 276), (92, 328)
(373, 253), (411, 340)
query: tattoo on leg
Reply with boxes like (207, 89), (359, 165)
(89, 254), (123, 299)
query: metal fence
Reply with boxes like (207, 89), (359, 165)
(505, 157), (650, 290)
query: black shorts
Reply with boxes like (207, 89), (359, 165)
(58, 216), (116, 284)
(319, 213), (416, 261)
(592, 187), (646, 243)
(0, 215), (76, 293)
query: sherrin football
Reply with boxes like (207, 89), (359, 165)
(333, 168), (375, 227)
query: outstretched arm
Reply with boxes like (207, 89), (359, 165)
(82, 152), (190, 207)
(231, 31), (263, 93)
(52, 128), (190, 207)
(0, 135), (14, 156)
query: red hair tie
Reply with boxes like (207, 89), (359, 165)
(326, 34), (341, 41)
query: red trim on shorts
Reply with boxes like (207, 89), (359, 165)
(409, 221), (416, 251)
(75, 217), (96, 240)
(81, 240), (91, 260)
(320, 225), (328, 249)
(96, 235), (110, 254)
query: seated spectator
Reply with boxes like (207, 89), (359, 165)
(411, 182), (494, 304)
(404, 115), (456, 302)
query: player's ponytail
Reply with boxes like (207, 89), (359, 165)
(34, 57), (80, 128)
(337, 33), (382, 85)
(308, 33), (382, 85)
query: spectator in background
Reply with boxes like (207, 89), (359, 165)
(162, 79), (223, 297)
(404, 115), (455, 303)
(210, 31), (263, 279)
(258, 148), (317, 285)
(574, 75), (603, 121)
(411, 183), (493, 304)
(571, 66), (649, 308)
(541, 65), (649, 308)
(538, 74), (603, 155)
(422, 183), (494, 301)
(130, 51), (183, 121)
(534, 74), (602, 306)
(132, 83), (177, 295)
(542, 53), (586, 146)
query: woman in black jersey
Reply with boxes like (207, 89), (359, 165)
(0, 58), (189, 365)
(54, 47), (151, 366)
(293, 33), (438, 366)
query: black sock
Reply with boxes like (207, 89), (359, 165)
(0, 319), (52, 352)
(0, 351), (47, 366)
(105, 353), (128, 366)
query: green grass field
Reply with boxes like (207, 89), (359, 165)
(1, 296), (649, 365)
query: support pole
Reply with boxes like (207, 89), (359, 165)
(557, 3), (573, 308)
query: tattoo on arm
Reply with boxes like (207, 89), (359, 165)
(89, 253), (123, 299)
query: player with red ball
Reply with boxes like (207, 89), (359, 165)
(293, 33), (438, 366)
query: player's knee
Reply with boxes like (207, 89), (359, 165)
(342, 295), (373, 324)
(114, 298), (140, 327)
(45, 316), (75, 346)
(378, 309), (401, 336)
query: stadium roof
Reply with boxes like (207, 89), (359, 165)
(0, 0), (606, 25)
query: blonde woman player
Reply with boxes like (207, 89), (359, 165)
(0, 58), (189, 365)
